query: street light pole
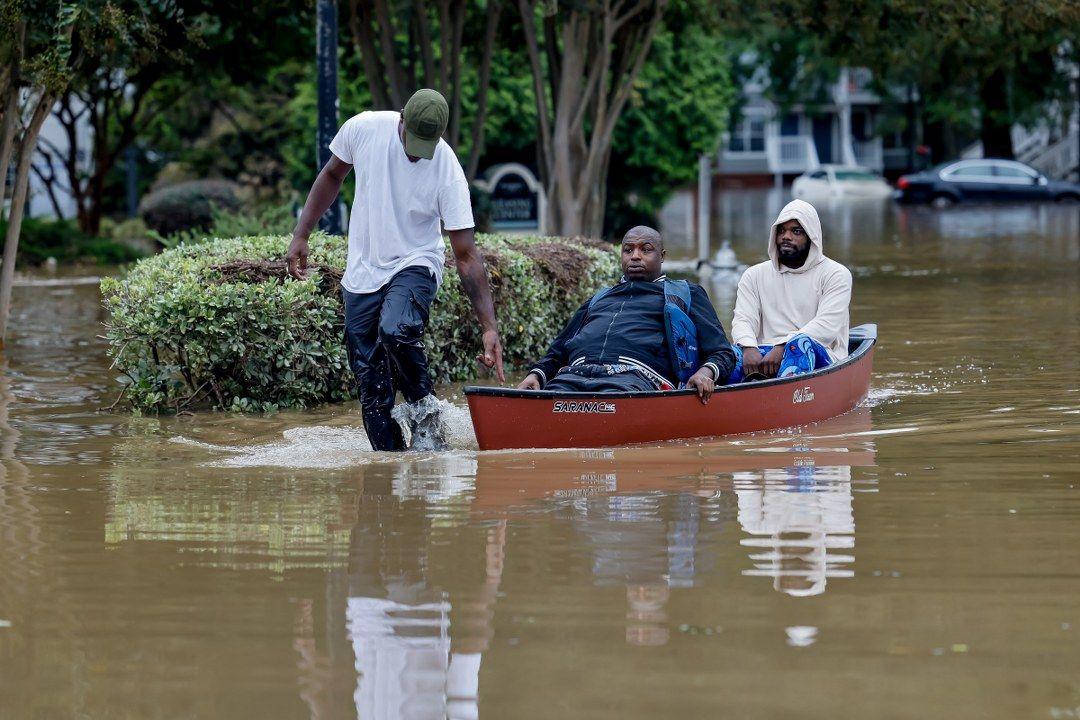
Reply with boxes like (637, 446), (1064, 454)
(316, 0), (342, 234)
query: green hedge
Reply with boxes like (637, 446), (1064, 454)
(101, 233), (619, 413)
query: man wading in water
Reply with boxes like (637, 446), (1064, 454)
(287, 89), (504, 451)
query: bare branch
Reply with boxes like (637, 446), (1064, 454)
(30, 159), (66, 219)
(612, 0), (653, 32)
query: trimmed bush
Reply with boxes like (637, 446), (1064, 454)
(138, 179), (242, 236)
(101, 233), (619, 413)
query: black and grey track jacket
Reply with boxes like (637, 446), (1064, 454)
(527, 276), (737, 388)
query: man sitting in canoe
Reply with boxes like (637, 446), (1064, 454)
(516, 226), (736, 404)
(729, 199), (852, 381)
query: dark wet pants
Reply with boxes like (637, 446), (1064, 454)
(544, 366), (658, 393)
(343, 267), (437, 451)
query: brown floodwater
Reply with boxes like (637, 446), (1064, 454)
(1, 192), (1078, 719)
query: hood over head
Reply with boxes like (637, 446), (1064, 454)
(768, 199), (824, 273)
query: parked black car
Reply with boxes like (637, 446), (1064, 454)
(897, 159), (1080, 206)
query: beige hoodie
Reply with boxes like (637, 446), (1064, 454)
(730, 199), (852, 360)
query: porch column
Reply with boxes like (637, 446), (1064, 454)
(697, 154), (711, 264)
(838, 69), (857, 166)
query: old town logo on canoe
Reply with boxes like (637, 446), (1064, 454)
(552, 401), (617, 414)
(792, 387), (815, 404)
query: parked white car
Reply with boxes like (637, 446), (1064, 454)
(792, 165), (894, 200)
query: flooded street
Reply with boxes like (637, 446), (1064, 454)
(2, 191), (1079, 719)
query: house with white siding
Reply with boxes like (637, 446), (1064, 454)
(716, 65), (911, 185)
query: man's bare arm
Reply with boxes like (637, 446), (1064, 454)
(286, 156), (352, 279)
(448, 227), (505, 382)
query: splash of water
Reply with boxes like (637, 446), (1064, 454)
(168, 396), (479, 468)
(171, 426), (373, 468)
(392, 395), (477, 451)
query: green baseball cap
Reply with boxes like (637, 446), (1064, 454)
(403, 89), (448, 160)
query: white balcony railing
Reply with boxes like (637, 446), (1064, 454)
(767, 135), (820, 174)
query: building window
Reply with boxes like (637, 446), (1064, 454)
(728, 116), (766, 153)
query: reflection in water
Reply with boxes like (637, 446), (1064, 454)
(0, 357), (42, 643)
(735, 465), (860, 597)
(345, 462), (500, 720)
(568, 492), (706, 646)
(104, 462), (357, 573)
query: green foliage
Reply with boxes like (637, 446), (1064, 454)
(204, 204), (296, 238)
(101, 233), (620, 414)
(606, 16), (736, 234)
(459, 44), (539, 166)
(138, 179), (241, 236)
(274, 53), (373, 200)
(744, 0), (1080, 157)
(146, 203), (298, 248)
(619, 27), (734, 184)
(0, 217), (145, 267)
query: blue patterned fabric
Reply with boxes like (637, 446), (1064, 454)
(726, 334), (832, 383)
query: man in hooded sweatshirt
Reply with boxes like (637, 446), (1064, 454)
(728, 199), (851, 382)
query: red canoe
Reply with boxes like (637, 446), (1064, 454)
(464, 324), (877, 450)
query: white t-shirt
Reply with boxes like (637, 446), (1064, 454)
(329, 111), (474, 293)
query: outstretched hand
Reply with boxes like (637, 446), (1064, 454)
(686, 368), (715, 405)
(476, 328), (505, 383)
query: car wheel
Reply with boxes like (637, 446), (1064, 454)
(1054, 193), (1080, 204)
(930, 194), (956, 208)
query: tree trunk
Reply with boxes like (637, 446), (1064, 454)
(522, 0), (666, 238)
(348, 0), (484, 153)
(0, 91), (56, 344)
(466, 0), (503, 181)
(446, 3), (466, 148)
(374, 0), (409, 108)
(0, 86), (17, 211)
(0, 23), (24, 212)
(979, 71), (1014, 159)
(348, 0), (393, 109)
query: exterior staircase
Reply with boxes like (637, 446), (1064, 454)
(1026, 128), (1079, 182)
(962, 120), (1079, 181)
